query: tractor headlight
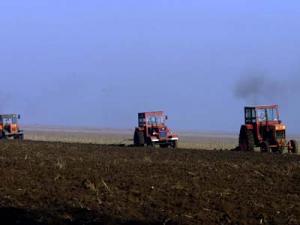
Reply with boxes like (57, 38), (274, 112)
(276, 125), (286, 130)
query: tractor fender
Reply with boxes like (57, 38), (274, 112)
(245, 124), (254, 130)
(135, 127), (144, 132)
(169, 137), (179, 141)
(168, 134), (179, 141)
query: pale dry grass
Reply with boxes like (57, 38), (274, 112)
(25, 126), (132, 146)
(178, 133), (237, 150)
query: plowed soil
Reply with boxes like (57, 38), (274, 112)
(0, 140), (300, 225)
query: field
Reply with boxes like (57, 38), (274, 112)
(24, 126), (300, 151)
(24, 126), (238, 150)
(0, 135), (300, 225)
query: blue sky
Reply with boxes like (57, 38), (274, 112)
(0, 0), (300, 133)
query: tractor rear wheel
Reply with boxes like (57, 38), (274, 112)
(239, 126), (255, 151)
(0, 132), (7, 140)
(134, 130), (145, 146)
(288, 140), (298, 154)
(260, 141), (270, 153)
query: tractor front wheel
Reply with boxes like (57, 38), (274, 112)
(275, 147), (284, 154)
(260, 141), (270, 153)
(14, 134), (24, 140)
(171, 140), (178, 149)
(148, 141), (159, 148)
(288, 140), (298, 154)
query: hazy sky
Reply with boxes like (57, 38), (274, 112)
(1, 0), (300, 133)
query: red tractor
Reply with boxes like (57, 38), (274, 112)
(0, 114), (24, 140)
(134, 111), (179, 148)
(239, 105), (298, 153)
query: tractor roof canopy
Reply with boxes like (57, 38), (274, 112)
(0, 114), (20, 119)
(138, 111), (167, 126)
(245, 105), (279, 110)
(139, 111), (165, 117)
(0, 114), (20, 123)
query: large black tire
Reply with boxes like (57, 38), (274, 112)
(170, 140), (178, 149)
(260, 141), (270, 153)
(134, 130), (145, 146)
(0, 132), (7, 140)
(14, 134), (24, 140)
(288, 140), (298, 154)
(239, 126), (255, 151)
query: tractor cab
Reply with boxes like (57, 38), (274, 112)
(244, 105), (280, 124)
(0, 114), (24, 140)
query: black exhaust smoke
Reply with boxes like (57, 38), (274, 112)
(233, 73), (284, 105)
